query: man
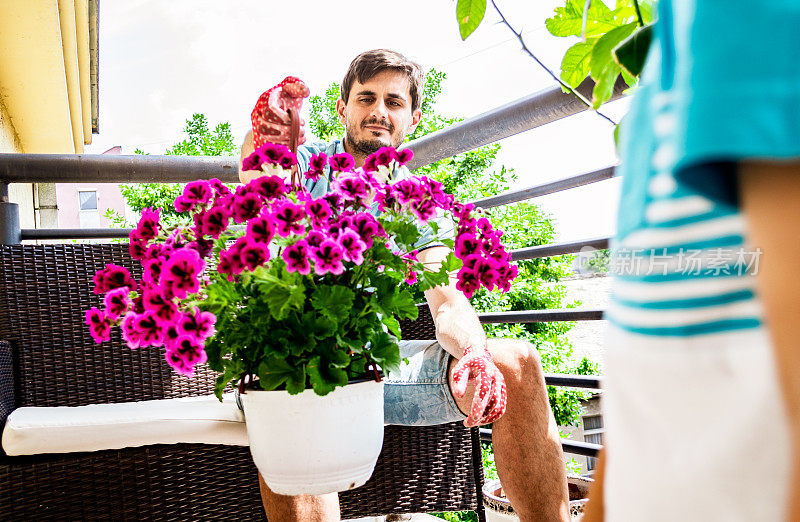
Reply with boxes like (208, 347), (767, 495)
(240, 49), (568, 522)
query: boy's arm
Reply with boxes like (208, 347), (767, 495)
(739, 160), (800, 520)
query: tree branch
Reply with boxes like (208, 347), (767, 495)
(490, 0), (618, 126)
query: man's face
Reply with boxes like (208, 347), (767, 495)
(337, 70), (422, 157)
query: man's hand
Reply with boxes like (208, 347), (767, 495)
(250, 76), (310, 149)
(452, 344), (507, 427)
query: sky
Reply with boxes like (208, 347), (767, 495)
(85, 0), (629, 242)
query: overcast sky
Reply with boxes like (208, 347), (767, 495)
(85, 0), (628, 241)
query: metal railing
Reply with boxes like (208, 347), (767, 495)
(0, 77), (621, 459)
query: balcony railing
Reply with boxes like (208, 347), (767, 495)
(0, 76), (625, 459)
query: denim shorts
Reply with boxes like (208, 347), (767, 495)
(384, 340), (467, 426)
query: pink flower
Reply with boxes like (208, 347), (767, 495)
(85, 307), (111, 344)
(311, 239), (345, 275)
(241, 151), (263, 171)
(336, 174), (369, 203)
(161, 248), (204, 299)
(305, 198), (332, 226)
(174, 195), (194, 213)
(177, 310), (216, 343)
(200, 205), (231, 238)
(209, 178), (231, 197)
(217, 249), (244, 280)
(410, 199), (437, 222)
(392, 178), (424, 204)
(120, 312), (142, 349)
(133, 312), (164, 347)
(306, 152), (328, 181)
(183, 180), (213, 205)
(351, 213), (382, 248)
(305, 229), (326, 248)
(239, 238), (270, 271)
(93, 264), (137, 294)
(164, 335), (207, 376)
(136, 208), (160, 241)
(474, 257), (501, 291)
(246, 210), (276, 243)
(232, 190), (263, 224)
(395, 148), (413, 165)
(128, 233), (148, 260)
(282, 240), (311, 275)
(103, 287), (132, 321)
(456, 268), (481, 299)
(455, 232), (482, 258)
(374, 147), (396, 167)
(497, 264), (519, 292)
(404, 268), (418, 285)
(272, 200), (305, 237)
(329, 153), (355, 172)
(248, 175), (287, 200)
(142, 286), (178, 325)
(338, 230), (367, 265)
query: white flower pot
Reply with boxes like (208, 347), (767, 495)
(239, 379), (384, 496)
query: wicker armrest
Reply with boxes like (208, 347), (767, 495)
(0, 340), (15, 456)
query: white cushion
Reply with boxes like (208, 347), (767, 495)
(2, 393), (248, 456)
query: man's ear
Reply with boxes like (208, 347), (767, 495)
(336, 99), (347, 126)
(407, 108), (423, 134)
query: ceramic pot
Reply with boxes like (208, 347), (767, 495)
(239, 379), (384, 495)
(482, 475), (594, 521)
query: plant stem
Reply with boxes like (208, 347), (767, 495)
(489, 0), (618, 126)
(633, 0), (644, 27)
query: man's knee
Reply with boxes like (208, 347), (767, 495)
(487, 339), (544, 389)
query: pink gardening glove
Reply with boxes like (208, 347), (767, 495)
(452, 345), (507, 427)
(250, 76), (311, 148)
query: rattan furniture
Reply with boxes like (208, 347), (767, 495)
(0, 243), (485, 521)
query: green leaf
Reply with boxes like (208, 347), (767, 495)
(613, 23), (653, 78)
(441, 252), (463, 273)
(560, 40), (597, 89)
(307, 355), (349, 396)
(456, 0), (486, 40)
(256, 356), (294, 391)
(286, 365), (307, 395)
(381, 313), (402, 338)
(368, 332), (401, 374)
(546, 0), (617, 38)
(311, 285), (356, 324)
(302, 311), (337, 340)
(383, 218), (421, 247)
(589, 22), (637, 80)
(592, 61), (621, 109)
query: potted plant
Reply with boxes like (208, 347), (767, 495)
(85, 143), (518, 495)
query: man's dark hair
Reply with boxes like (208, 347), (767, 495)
(341, 49), (425, 113)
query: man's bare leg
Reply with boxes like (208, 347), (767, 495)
(449, 339), (569, 522)
(258, 473), (340, 522)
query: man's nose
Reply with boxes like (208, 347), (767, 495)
(370, 100), (389, 120)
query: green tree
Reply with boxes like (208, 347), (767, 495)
(106, 113), (237, 227)
(308, 70), (598, 428)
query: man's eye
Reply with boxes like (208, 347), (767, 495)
(389, 101), (401, 107)
(360, 98), (374, 103)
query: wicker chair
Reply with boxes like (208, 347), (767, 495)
(0, 243), (485, 521)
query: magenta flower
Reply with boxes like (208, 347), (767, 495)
(93, 264), (137, 295)
(136, 208), (160, 241)
(393, 179), (424, 204)
(232, 191), (264, 224)
(455, 232), (482, 258)
(208, 178), (231, 197)
(249, 175), (287, 200)
(239, 238), (270, 271)
(133, 312), (164, 348)
(187, 238), (214, 259)
(183, 180), (213, 205)
(85, 307), (111, 344)
(338, 230), (367, 265)
(351, 212), (382, 248)
(161, 248), (204, 299)
(305, 229), (326, 248)
(474, 257), (501, 291)
(306, 152), (328, 181)
(142, 286), (178, 325)
(279, 151), (297, 170)
(497, 264), (519, 292)
(246, 210), (276, 243)
(404, 268), (418, 285)
(128, 233), (148, 260)
(375, 147), (396, 167)
(282, 240), (311, 275)
(311, 239), (345, 275)
(410, 199), (437, 222)
(396, 148), (413, 165)
(305, 198), (332, 226)
(200, 205), (231, 238)
(177, 310), (216, 343)
(329, 153), (355, 172)
(164, 336), (207, 376)
(241, 151), (262, 171)
(103, 287), (132, 321)
(174, 195), (194, 213)
(162, 324), (180, 351)
(217, 249), (244, 280)
(336, 174), (369, 202)
(272, 200), (305, 237)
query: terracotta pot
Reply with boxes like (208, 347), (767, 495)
(239, 380), (384, 495)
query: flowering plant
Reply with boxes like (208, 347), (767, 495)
(85, 144), (518, 399)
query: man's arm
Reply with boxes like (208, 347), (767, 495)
(419, 246), (487, 359)
(739, 160), (800, 520)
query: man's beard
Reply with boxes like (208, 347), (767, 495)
(345, 117), (402, 156)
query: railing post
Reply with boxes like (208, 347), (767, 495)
(0, 182), (21, 244)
